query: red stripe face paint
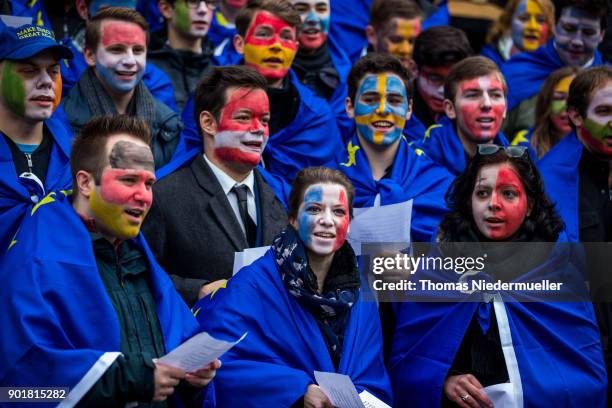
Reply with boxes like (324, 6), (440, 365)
(454, 74), (507, 143)
(101, 21), (146, 47)
(292, 183), (350, 258)
(213, 88), (270, 166)
(472, 163), (528, 240)
(578, 84), (612, 156)
(416, 64), (451, 115)
(243, 11), (297, 80)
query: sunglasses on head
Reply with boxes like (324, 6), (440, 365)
(477, 144), (528, 158)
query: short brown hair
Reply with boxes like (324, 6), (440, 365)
(444, 56), (507, 102)
(567, 66), (612, 118)
(193, 65), (269, 129)
(85, 7), (149, 52)
(235, 0), (301, 37)
(412, 26), (473, 69)
(71, 115), (151, 187)
(486, 0), (555, 46)
(369, 0), (422, 29)
(347, 53), (413, 104)
(288, 167), (356, 220)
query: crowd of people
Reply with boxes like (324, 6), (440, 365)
(0, 0), (610, 406)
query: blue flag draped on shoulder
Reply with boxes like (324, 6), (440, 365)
(389, 236), (606, 407)
(331, 133), (453, 242)
(536, 132), (582, 242)
(502, 39), (605, 111)
(415, 116), (511, 176)
(0, 112), (72, 253)
(0, 192), (200, 406)
(194, 249), (392, 407)
(480, 44), (505, 68)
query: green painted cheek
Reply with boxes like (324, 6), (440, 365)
(550, 100), (567, 114)
(1, 62), (26, 117)
(584, 117), (612, 141)
(174, 1), (192, 34)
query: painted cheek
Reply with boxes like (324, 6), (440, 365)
(174, 1), (192, 34)
(581, 119), (612, 156)
(53, 75), (62, 110)
(98, 169), (153, 208)
(0, 61), (26, 117)
(491, 167), (527, 239)
(333, 189), (349, 251)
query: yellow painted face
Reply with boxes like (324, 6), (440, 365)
(511, 0), (549, 52)
(554, 75), (573, 94)
(550, 75), (574, 115)
(89, 187), (142, 240)
(381, 17), (421, 68)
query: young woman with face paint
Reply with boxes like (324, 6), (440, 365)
(484, 0), (554, 63)
(193, 167), (393, 406)
(514, 66), (577, 158)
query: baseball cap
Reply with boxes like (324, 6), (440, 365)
(0, 24), (73, 61)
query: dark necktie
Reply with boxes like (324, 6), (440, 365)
(232, 185), (257, 247)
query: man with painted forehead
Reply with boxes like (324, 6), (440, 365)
(62, 6), (183, 169)
(502, 0), (607, 139)
(0, 23), (73, 252)
(331, 53), (454, 243)
(416, 56), (512, 176)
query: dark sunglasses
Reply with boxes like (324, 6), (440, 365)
(477, 144), (528, 158)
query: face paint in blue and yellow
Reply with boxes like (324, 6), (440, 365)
(354, 73), (409, 146)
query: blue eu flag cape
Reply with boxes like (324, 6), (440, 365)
(208, 9), (237, 48)
(329, 0), (372, 64)
(0, 111), (72, 253)
(326, 36), (354, 141)
(422, 0), (450, 29)
(194, 249), (392, 407)
(0, 192), (202, 406)
(536, 131), (583, 242)
(331, 133), (454, 242)
(389, 235), (607, 407)
(415, 116), (511, 175)
(481, 44), (505, 68)
(502, 39), (605, 111)
(180, 70), (342, 184)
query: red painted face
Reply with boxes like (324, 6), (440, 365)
(213, 87), (271, 166)
(98, 168), (154, 208)
(101, 21), (146, 47)
(454, 74), (507, 143)
(417, 64), (451, 115)
(472, 163), (529, 240)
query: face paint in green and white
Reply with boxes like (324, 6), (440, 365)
(579, 84), (612, 156)
(173, 0), (212, 38)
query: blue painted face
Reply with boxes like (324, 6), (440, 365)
(96, 61), (144, 93)
(354, 73), (409, 146)
(89, 0), (137, 16)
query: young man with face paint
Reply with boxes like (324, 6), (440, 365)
(332, 53), (453, 244)
(365, 0), (423, 75)
(417, 56), (512, 176)
(483, 0), (554, 67)
(62, 6), (183, 169)
(405, 26), (473, 142)
(501, 0), (607, 139)
(143, 66), (287, 307)
(222, 0), (342, 183)
(0, 23), (74, 251)
(0, 115), (219, 406)
(149, 0), (216, 110)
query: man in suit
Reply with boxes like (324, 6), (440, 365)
(142, 65), (287, 307)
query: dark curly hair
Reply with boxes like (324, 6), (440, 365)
(439, 149), (564, 242)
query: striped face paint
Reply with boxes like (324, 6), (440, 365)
(354, 73), (409, 146)
(578, 84), (612, 156)
(213, 88), (270, 166)
(554, 7), (602, 67)
(454, 74), (506, 143)
(95, 21), (146, 93)
(511, 0), (549, 52)
(294, 183), (350, 257)
(0, 54), (62, 120)
(243, 11), (298, 80)
(549, 75), (574, 134)
(472, 163), (528, 240)
(376, 17), (421, 69)
(292, 0), (330, 51)
(89, 138), (156, 240)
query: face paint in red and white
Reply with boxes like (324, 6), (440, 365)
(417, 64), (451, 115)
(95, 21), (146, 93)
(454, 74), (507, 143)
(89, 137), (156, 240)
(578, 83), (612, 156)
(472, 163), (529, 240)
(293, 183), (350, 257)
(213, 87), (270, 166)
(0, 52), (62, 120)
(243, 11), (298, 80)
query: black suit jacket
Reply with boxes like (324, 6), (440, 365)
(142, 155), (287, 306)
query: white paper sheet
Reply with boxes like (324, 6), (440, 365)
(314, 371), (364, 408)
(159, 332), (247, 372)
(359, 390), (391, 408)
(232, 246), (269, 275)
(482, 383), (519, 408)
(348, 200), (413, 255)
